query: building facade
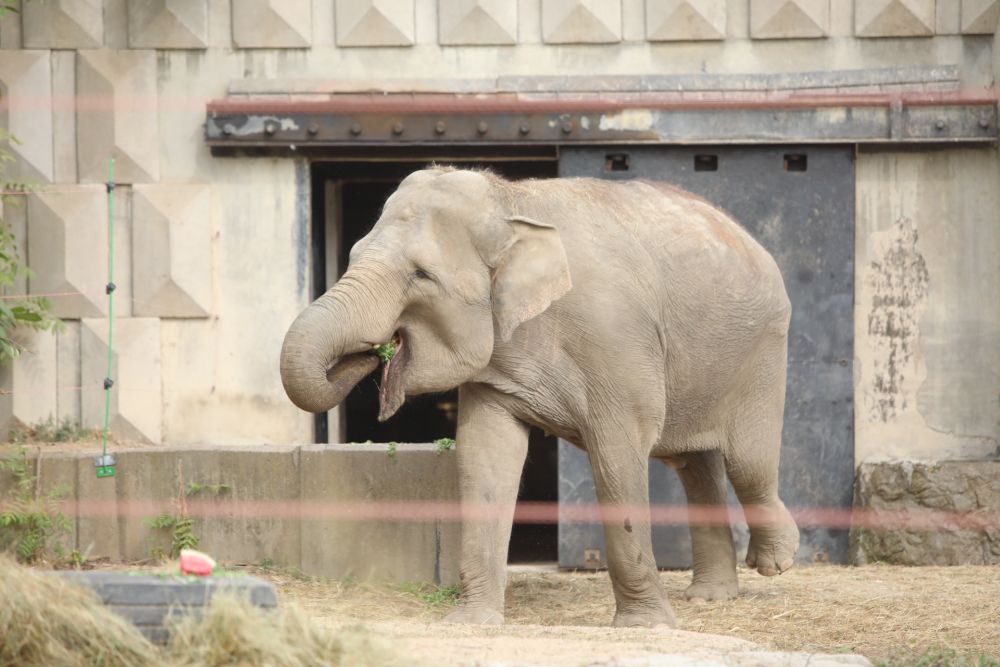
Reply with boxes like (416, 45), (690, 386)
(1, 1), (997, 474)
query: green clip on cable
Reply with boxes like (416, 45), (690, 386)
(96, 157), (117, 479)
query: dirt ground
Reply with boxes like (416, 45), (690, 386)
(204, 562), (1000, 665)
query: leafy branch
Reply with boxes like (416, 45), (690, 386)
(0, 124), (59, 365)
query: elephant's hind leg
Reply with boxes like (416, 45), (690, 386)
(662, 451), (738, 602)
(724, 337), (800, 577)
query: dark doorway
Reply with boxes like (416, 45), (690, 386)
(311, 159), (560, 563)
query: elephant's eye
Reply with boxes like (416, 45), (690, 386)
(413, 268), (433, 281)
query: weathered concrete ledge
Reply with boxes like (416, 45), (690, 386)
(8, 448), (997, 575)
(851, 459), (1000, 565)
(0, 444), (459, 585)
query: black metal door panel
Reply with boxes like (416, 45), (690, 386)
(557, 146), (855, 568)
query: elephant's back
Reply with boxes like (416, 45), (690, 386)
(552, 178), (791, 434)
(507, 176), (790, 436)
(533, 177), (771, 261)
(532, 177), (788, 316)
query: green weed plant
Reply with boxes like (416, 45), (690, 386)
(0, 447), (71, 562)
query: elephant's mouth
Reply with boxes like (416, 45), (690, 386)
(377, 330), (410, 422)
(324, 352), (379, 408)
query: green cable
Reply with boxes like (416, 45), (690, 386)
(99, 157), (115, 477)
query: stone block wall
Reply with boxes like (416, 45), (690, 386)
(0, 0), (997, 467)
(852, 460), (1000, 565)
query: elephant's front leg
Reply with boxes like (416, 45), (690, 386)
(444, 384), (529, 625)
(589, 435), (677, 628)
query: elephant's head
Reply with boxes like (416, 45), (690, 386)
(279, 168), (572, 420)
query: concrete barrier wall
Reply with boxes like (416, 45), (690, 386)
(0, 444), (459, 585)
(5, 445), (997, 571)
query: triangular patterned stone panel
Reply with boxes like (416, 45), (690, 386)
(26, 187), (108, 319)
(439, 0), (517, 45)
(961, 0), (1000, 34)
(127, 0), (209, 48)
(543, 0), (622, 44)
(233, 0), (311, 48)
(22, 0), (103, 48)
(76, 50), (160, 184)
(336, 0), (415, 46)
(81, 318), (162, 444)
(751, 0), (829, 39)
(132, 184), (212, 318)
(647, 0), (726, 41)
(855, 0), (934, 37)
(0, 51), (53, 183)
(0, 329), (57, 434)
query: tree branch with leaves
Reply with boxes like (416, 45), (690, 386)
(1, 119), (60, 365)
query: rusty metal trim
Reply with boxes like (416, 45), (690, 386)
(205, 91), (999, 150)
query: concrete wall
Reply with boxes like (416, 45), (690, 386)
(0, 443), (460, 583)
(0, 1), (997, 468)
(855, 148), (1000, 464)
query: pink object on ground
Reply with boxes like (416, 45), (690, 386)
(180, 549), (216, 576)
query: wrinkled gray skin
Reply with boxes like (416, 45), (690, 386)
(280, 168), (799, 628)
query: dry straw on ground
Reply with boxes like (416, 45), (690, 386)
(249, 563), (1000, 663)
(0, 556), (161, 667)
(6, 556), (997, 666)
(0, 557), (407, 667)
(166, 593), (408, 667)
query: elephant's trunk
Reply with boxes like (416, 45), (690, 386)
(279, 268), (398, 414)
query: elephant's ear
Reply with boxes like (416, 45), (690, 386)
(491, 215), (572, 342)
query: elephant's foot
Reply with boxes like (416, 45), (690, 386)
(443, 605), (504, 625)
(683, 580), (738, 603)
(745, 502), (800, 577)
(612, 603), (677, 628)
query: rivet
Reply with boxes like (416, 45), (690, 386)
(350, 123), (362, 136)
(935, 119), (947, 131)
(434, 120), (447, 135)
(307, 123), (319, 135)
(222, 123), (235, 136)
(519, 123), (531, 135)
(264, 123), (276, 135)
(561, 119), (574, 134)
(392, 121), (405, 135)
(477, 121), (489, 135)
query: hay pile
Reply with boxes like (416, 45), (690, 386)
(0, 557), (405, 667)
(0, 557), (162, 667)
(166, 593), (406, 667)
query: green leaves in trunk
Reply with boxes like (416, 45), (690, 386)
(374, 341), (397, 364)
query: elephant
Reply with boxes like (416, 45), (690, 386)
(280, 167), (800, 628)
